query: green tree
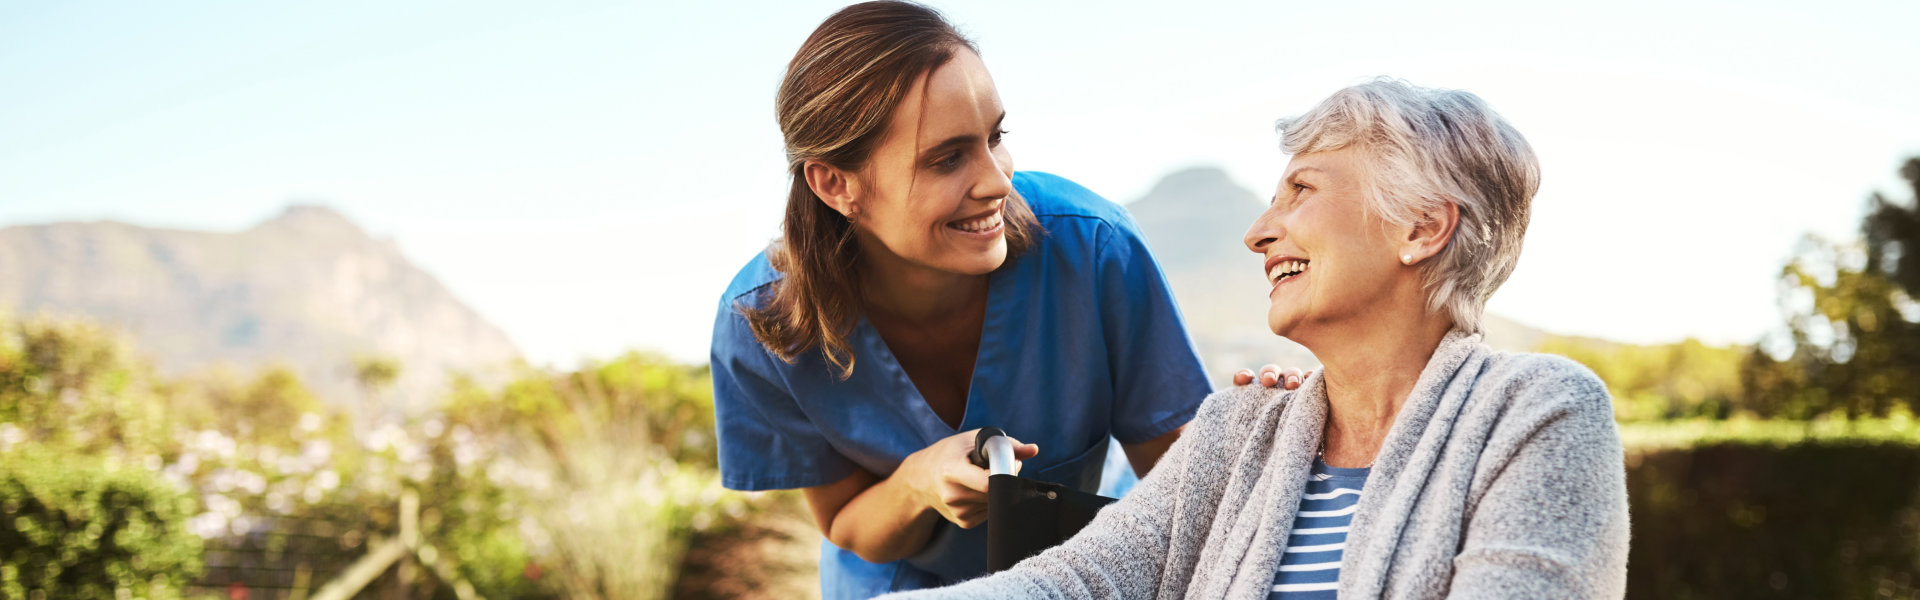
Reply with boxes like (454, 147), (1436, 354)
(0, 312), (172, 456)
(1742, 158), (1920, 419)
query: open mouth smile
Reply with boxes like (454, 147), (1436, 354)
(1266, 257), (1309, 293)
(947, 210), (1003, 236)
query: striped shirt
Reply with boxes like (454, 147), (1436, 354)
(1270, 458), (1371, 599)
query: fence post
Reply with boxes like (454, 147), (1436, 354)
(308, 489), (484, 600)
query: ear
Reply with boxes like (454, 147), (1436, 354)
(1400, 200), (1460, 265)
(803, 160), (861, 218)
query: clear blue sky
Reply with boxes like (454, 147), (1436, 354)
(3, 0), (1917, 366)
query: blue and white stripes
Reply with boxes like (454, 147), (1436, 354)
(1270, 459), (1371, 599)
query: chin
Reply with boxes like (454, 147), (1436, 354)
(955, 242), (1008, 275)
(1266, 304), (1304, 338)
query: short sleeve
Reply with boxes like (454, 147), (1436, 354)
(1094, 216), (1215, 444)
(711, 293), (860, 491)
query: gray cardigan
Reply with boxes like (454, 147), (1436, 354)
(884, 331), (1629, 599)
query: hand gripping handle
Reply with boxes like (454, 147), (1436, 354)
(969, 427), (1018, 476)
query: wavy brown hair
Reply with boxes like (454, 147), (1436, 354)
(742, 1), (1042, 378)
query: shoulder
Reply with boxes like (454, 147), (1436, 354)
(1014, 171), (1138, 228)
(718, 249), (781, 309)
(1189, 384), (1292, 438)
(1475, 350), (1616, 427)
(712, 250), (780, 356)
(1013, 171), (1156, 265)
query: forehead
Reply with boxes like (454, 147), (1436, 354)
(884, 48), (1003, 146)
(1282, 146), (1361, 182)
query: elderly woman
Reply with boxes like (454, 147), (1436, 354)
(885, 79), (1630, 599)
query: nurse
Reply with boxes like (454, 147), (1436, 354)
(711, 2), (1211, 597)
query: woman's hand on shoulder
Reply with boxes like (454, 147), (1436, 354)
(1231, 364), (1310, 390)
(897, 429), (1039, 529)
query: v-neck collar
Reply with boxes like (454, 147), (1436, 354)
(854, 264), (1013, 444)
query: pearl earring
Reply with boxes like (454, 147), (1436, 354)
(1401, 254), (1413, 265)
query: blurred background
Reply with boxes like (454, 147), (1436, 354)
(3, 0), (1918, 598)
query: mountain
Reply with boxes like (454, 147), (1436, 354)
(1125, 166), (1554, 379)
(0, 205), (520, 410)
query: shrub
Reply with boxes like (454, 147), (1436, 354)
(1627, 441), (1920, 599)
(0, 445), (203, 599)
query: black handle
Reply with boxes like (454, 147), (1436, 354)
(970, 426), (1008, 469)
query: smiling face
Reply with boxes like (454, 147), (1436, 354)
(1244, 147), (1409, 343)
(843, 47), (1015, 277)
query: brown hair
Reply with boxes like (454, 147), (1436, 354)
(743, 0), (1042, 378)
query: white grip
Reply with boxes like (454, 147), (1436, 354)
(983, 435), (1017, 476)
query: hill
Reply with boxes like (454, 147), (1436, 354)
(0, 205), (520, 409)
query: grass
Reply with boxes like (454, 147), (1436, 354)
(1619, 414), (1920, 451)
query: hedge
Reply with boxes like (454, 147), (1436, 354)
(0, 446), (203, 599)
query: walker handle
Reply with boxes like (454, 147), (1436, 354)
(970, 427), (1018, 476)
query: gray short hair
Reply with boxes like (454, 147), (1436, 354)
(1275, 78), (1539, 333)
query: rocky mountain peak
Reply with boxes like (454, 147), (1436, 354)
(251, 204), (368, 239)
(1134, 166), (1264, 212)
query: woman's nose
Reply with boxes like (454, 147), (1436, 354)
(977, 153), (1014, 201)
(1245, 211), (1279, 254)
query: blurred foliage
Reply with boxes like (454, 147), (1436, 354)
(0, 312), (172, 457)
(1619, 413), (1920, 451)
(1626, 441), (1920, 599)
(1741, 157), (1920, 420)
(1538, 337), (1746, 421)
(442, 352), (744, 600)
(0, 445), (203, 600)
(447, 352), (718, 469)
(352, 355), (401, 394)
(0, 310), (763, 599)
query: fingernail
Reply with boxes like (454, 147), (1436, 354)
(1288, 375), (1300, 386)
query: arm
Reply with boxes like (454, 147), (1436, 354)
(802, 431), (1038, 564)
(1120, 425), (1181, 476)
(1093, 217), (1213, 450)
(804, 469), (938, 564)
(1448, 365), (1631, 598)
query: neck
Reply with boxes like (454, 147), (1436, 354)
(1309, 307), (1455, 451)
(856, 237), (986, 322)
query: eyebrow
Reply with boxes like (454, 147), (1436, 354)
(1284, 167), (1326, 184)
(920, 112), (1007, 161)
(1273, 167), (1328, 204)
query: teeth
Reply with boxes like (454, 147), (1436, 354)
(953, 212), (1001, 233)
(1267, 260), (1308, 285)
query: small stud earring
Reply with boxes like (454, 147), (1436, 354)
(1401, 254), (1413, 265)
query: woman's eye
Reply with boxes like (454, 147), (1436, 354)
(989, 129), (1009, 146)
(934, 152), (962, 170)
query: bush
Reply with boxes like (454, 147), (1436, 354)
(0, 446), (204, 599)
(442, 352), (743, 600)
(0, 313), (173, 457)
(1627, 441), (1920, 599)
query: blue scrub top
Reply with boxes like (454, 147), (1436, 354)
(710, 171), (1212, 599)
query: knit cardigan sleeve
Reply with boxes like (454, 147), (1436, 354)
(1446, 355), (1631, 599)
(880, 386), (1264, 600)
